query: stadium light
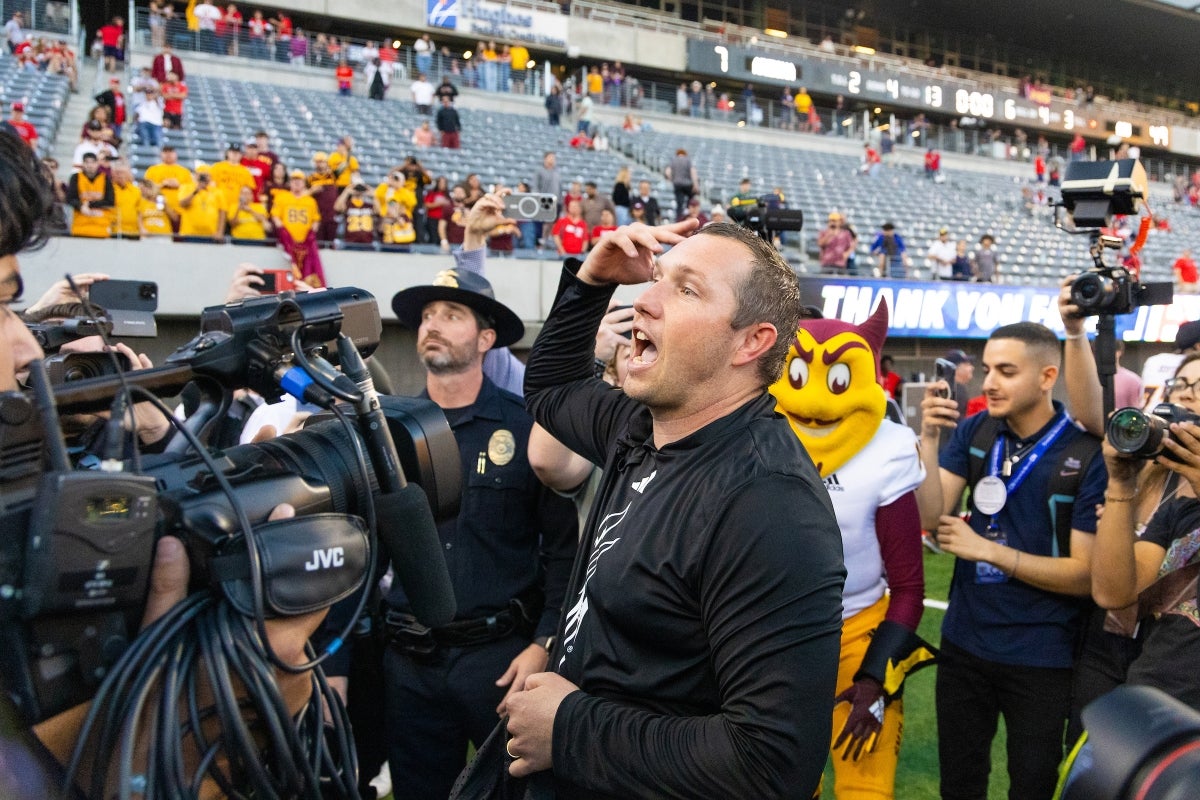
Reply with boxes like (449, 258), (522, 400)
(854, 45), (876, 55)
(527, 60), (536, 68)
(764, 28), (788, 38)
(392, 40), (401, 49)
(463, 51), (472, 59)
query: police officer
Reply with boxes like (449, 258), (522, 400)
(385, 270), (577, 800)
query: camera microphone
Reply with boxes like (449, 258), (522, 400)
(333, 335), (455, 625)
(337, 335), (405, 493)
(373, 485), (456, 626)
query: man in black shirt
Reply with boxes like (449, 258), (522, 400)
(386, 270), (577, 800)
(436, 95), (462, 149)
(633, 179), (660, 226)
(508, 219), (846, 798)
(435, 74), (459, 103)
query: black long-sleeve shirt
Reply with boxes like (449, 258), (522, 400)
(435, 105), (461, 134)
(524, 264), (846, 800)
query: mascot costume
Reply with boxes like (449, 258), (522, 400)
(770, 301), (936, 799)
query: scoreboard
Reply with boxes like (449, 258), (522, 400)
(687, 41), (1180, 152)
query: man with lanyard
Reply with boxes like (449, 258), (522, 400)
(918, 321), (1105, 800)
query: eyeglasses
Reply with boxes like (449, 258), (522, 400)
(1164, 376), (1200, 397)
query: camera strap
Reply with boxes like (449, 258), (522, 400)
(211, 512), (370, 618)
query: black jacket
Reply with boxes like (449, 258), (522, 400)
(524, 262), (846, 800)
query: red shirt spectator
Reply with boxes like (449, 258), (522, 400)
(883, 371), (902, 400)
(1174, 250), (1198, 291)
(591, 224), (617, 243)
(8, 103), (37, 148)
(1034, 154), (1046, 181)
(161, 77), (187, 126)
(1070, 133), (1086, 156)
(240, 143), (267, 198)
(924, 149), (940, 175)
(336, 63), (353, 93)
(552, 201), (588, 256)
(424, 179), (450, 222)
(99, 20), (124, 48)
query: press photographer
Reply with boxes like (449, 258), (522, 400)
(0, 127), (458, 799)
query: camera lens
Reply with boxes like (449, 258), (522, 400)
(1070, 273), (1104, 307)
(1107, 407), (1165, 457)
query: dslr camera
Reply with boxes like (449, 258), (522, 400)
(0, 287), (459, 724)
(1106, 402), (1200, 461)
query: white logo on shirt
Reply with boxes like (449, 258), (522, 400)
(631, 470), (657, 494)
(558, 502), (628, 668)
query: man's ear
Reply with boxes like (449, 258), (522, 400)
(477, 327), (497, 353)
(731, 322), (777, 369)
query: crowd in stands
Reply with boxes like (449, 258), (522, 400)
(4, 10), (79, 90)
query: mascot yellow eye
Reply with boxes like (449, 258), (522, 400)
(788, 356), (808, 389)
(827, 363), (851, 395)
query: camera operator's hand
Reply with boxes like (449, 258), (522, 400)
(1158, 421), (1200, 496)
(462, 187), (515, 251)
(139, 503), (327, 715)
(1058, 273), (1087, 334)
(1100, 437), (1142, 491)
(576, 219), (697, 286)
(106, 342), (171, 445)
(919, 382), (959, 440)
(23, 272), (111, 317)
(594, 300), (634, 363)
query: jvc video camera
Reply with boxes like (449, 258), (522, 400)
(0, 288), (460, 724)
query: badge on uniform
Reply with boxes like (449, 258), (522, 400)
(487, 429), (515, 466)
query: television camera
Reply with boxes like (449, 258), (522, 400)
(742, 199), (804, 244)
(0, 286), (459, 734)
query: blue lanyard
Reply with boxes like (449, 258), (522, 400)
(986, 413), (1073, 497)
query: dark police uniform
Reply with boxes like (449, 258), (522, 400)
(382, 377), (577, 800)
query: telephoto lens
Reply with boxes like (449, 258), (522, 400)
(1106, 407), (1167, 459)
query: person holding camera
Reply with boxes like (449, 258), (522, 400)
(0, 125), (332, 800)
(1091, 353), (1200, 714)
(178, 166), (226, 241)
(919, 321), (1106, 800)
(333, 181), (377, 246)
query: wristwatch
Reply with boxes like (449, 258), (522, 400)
(534, 635), (556, 653)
